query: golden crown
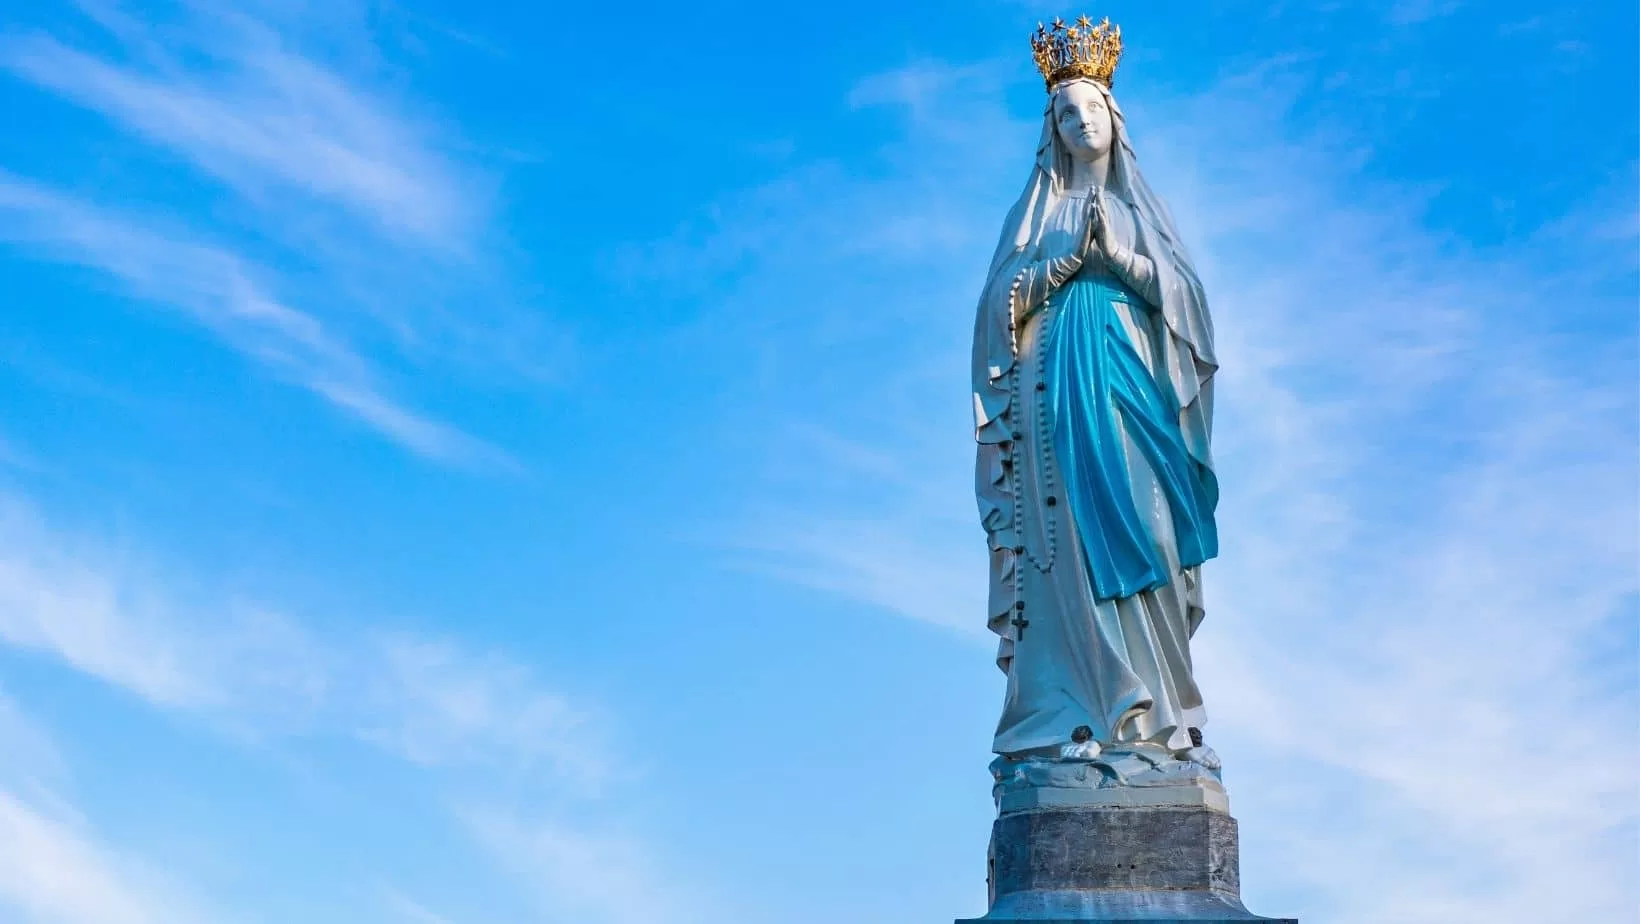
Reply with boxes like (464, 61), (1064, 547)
(1031, 15), (1123, 90)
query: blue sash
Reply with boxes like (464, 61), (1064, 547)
(1044, 271), (1219, 600)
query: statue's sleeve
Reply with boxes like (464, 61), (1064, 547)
(1011, 250), (1084, 322)
(973, 247), (1081, 446)
(1107, 249), (1163, 307)
(1104, 199), (1164, 307)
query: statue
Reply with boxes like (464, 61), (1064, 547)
(972, 15), (1221, 791)
(957, 20), (1296, 921)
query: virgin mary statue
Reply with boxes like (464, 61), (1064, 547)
(973, 18), (1219, 764)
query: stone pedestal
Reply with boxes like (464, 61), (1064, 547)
(955, 805), (1296, 923)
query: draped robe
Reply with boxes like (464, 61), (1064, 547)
(972, 84), (1219, 756)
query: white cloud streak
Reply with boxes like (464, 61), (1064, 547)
(0, 789), (221, 924)
(0, 496), (585, 774)
(0, 492), (679, 920)
(0, 687), (68, 802)
(0, 173), (510, 469)
(0, 8), (469, 244)
(460, 810), (701, 924)
(0, 1), (543, 467)
(0, 496), (263, 709)
(358, 634), (610, 792)
(378, 883), (460, 924)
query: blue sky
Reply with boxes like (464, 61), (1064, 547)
(0, 1), (1634, 922)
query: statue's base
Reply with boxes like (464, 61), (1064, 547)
(955, 804), (1295, 923)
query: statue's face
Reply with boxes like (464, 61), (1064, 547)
(1052, 81), (1113, 163)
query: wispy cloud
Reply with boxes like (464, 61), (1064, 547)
(461, 810), (703, 924)
(0, 687), (67, 798)
(0, 693), (164, 924)
(657, 55), (1638, 922)
(0, 495), (296, 710)
(0, 170), (510, 469)
(358, 634), (609, 790)
(378, 883), (460, 924)
(308, 379), (516, 471)
(0, 789), (223, 924)
(0, 495), (584, 769)
(0, 490), (693, 919)
(0, 7), (471, 244)
(0, 1), (546, 467)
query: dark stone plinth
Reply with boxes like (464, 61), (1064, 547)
(955, 806), (1296, 923)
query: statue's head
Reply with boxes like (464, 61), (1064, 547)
(981, 14), (1192, 278)
(1051, 79), (1114, 164)
(1034, 15), (1122, 166)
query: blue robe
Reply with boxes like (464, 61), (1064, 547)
(1045, 269), (1219, 600)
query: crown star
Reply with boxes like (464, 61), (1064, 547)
(1031, 14), (1123, 90)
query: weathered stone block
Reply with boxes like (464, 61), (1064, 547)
(955, 805), (1296, 923)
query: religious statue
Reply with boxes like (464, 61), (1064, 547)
(972, 15), (1222, 793)
(957, 22), (1297, 922)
